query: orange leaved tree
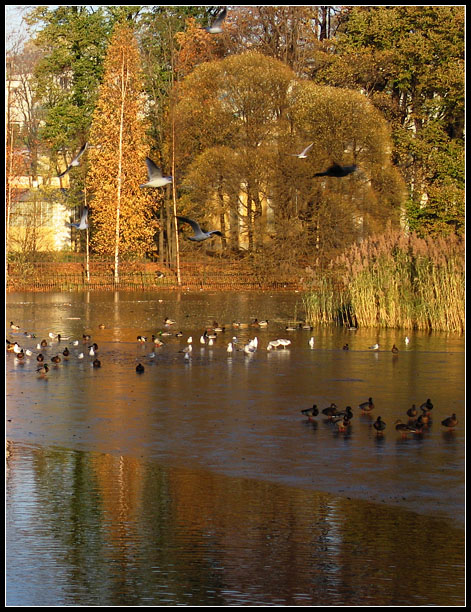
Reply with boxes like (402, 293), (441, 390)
(87, 22), (157, 282)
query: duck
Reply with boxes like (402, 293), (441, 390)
(62, 347), (70, 359)
(136, 363), (145, 373)
(373, 416), (386, 435)
(406, 404), (418, 419)
(301, 404), (319, 420)
(343, 343), (349, 350)
(415, 414), (430, 428)
(420, 398), (433, 415)
(151, 334), (164, 346)
(51, 355), (61, 364)
(137, 335), (147, 342)
(333, 413), (352, 432)
(6, 341), (16, 352)
(359, 397), (374, 412)
(394, 419), (423, 436)
(92, 358), (101, 368)
(441, 414), (458, 430)
(98, 323), (105, 329)
(285, 324), (297, 331)
(10, 322), (20, 331)
(300, 322), (313, 331)
(16, 350), (25, 360)
(40, 339), (48, 347)
(83, 334), (91, 341)
(36, 353), (45, 362)
(164, 317), (175, 326)
(322, 403), (338, 418)
(391, 344), (399, 354)
(336, 406), (354, 420)
(36, 363), (49, 376)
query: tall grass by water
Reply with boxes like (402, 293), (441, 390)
(304, 230), (465, 332)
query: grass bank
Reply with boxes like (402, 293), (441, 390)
(304, 230), (464, 333)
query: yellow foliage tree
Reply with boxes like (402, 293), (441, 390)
(86, 22), (158, 281)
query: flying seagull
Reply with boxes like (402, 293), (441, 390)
(290, 143), (314, 159)
(68, 206), (89, 230)
(204, 7), (227, 33)
(58, 143), (88, 178)
(314, 162), (357, 178)
(176, 216), (223, 242)
(140, 157), (172, 188)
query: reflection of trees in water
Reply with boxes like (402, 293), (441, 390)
(6, 444), (465, 605)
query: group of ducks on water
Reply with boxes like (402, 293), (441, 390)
(301, 396), (458, 436)
(7, 319), (459, 434)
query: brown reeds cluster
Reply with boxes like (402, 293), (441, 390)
(304, 230), (464, 332)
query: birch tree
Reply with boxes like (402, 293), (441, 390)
(86, 23), (156, 282)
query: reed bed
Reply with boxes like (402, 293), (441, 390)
(304, 230), (465, 333)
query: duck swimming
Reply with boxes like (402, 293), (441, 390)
(322, 403), (338, 418)
(136, 363), (145, 373)
(406, 404), (418, 419)
(441, 414), (458, 430)
(36, 363), (49, 376)
(359, 397), (374, 412)
(92, 358), (101, 368)
(301, 404), (319, 420)
(420, 398), (433, 415)
(373, 416), (386, 435)
(395, 419), (423, 436)
(51, 355), (61, 364)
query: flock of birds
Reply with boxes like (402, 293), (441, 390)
(59, 6), (359, 243)
(301, 396), (458, 437)
(7, 317), (458, 438)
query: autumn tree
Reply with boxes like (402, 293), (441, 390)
(86, 22), (156, 281)
(171, 51), (404, 267)
(172, 51), (294, 254)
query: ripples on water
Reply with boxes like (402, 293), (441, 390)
(6, 443), (465, 606)
(6, 292), (465, 605)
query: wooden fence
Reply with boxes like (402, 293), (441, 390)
(6, 259), (306, 292)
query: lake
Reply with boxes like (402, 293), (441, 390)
(6, 290), (465, 606)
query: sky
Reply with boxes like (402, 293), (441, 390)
(5, 5), (34, 49)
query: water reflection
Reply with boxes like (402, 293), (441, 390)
(6, 443), (465, 606)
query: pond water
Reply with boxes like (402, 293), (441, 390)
(6, 291), (465, 606)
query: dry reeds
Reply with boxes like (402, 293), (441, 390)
(304, 230), (464, 333)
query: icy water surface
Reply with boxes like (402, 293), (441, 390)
(6, 291), (465, 605)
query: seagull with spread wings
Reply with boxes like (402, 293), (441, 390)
(204, 7), (227, 33)
(140, 157), (172, 188)
(68, 206), (89, 230)
(289, 143), (314, 159)
(176, 216), (223, 242)
(58, 143), (88, 178)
